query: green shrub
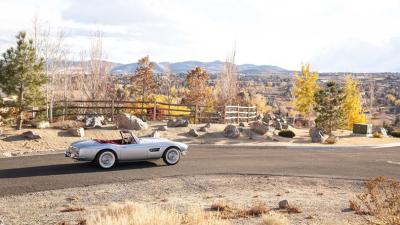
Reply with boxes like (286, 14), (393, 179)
(278, 130), (295, 138)
(391, 131), (400, 138)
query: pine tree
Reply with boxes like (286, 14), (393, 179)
(130, 56), (157, 117)
(342, 75), (367, 129)
(314, 81), (345, 136)
(0, 32), (46, 130)
(292, 64), (319, 120)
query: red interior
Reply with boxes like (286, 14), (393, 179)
(95, 139), (123, 145)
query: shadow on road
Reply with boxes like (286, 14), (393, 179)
(0, 161), (160, 179)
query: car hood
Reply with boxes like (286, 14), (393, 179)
(139, 137), (168, 144)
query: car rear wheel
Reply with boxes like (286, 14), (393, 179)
(163, 148), (181, 165)
(96, 150), (117, 169)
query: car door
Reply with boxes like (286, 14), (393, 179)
(119, 142), (148, 161)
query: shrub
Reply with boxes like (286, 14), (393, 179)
(260, 212), (289, 225)
(278, 130), (295, 138)
(391, 131), (400, 138)
(373, 132), (384, 138)
(350, 176), (400, 225)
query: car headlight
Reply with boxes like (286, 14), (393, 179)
(68, 146), (80, 155)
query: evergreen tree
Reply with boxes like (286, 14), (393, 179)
(292, 64), (319, 120)
(314, 81), (345, 136)
(342, 75), (367, 129)
(0, 32), (46, 129)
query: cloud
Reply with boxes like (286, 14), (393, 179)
(311, 38), (400, 72)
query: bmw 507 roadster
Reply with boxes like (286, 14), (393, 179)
(65, 130), (188, 169)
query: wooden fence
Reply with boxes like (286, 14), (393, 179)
(44, 100), (257, 124)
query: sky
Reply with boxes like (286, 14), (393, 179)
(0, 0), (400, 72)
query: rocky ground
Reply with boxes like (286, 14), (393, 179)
(0, 175), (367, 225)
(0, 121), (399, 157)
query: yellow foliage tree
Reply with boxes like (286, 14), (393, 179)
(342, 75), (367, 129)
(184, 67), (212, 106)
(292, 64), (319, 119)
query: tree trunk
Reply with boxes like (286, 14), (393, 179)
(17, 87), (24, 130)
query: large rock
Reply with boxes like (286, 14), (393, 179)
(68, 127), (85, 137)
(324, 135), (339, 144)
(274, 120), (283, 130)
(167, 118), (189, 127)
(85, 115), (104, 128)
(224, 125), (240, 138)
(198, 126), (208, 132)
(115, 113), (148, 130)
(309, 127), (326, 143)
(250, 121), (269, 135)
(279, 200), (289, 209)
(31, 121), (50, 129)
(159, 125), (168, 131)
(188, 128), (199, 137)
(22, 131), (41, 140)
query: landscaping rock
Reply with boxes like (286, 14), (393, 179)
(22, 131), (41, 140)
(324, 135), (339, 144)
(159, 125), (168, 131)
(274, 121), (283, 130)
(282, 124), (289, 129)
(151, 130), (160, 138)
(188, 128), (199, 137)
(167, 118), (189, 127)
(32, 121), (50, 129)
(85, 115), (104, 128)
(198, 126), (208, 132)
(239, 122), (246, 127)
(309, 127), (326, 143)
(204, 123), (211, 128)
(224, 125), (240, 138)
(115, 113), (148, 130)
(68, 127), (85, 137)
(250, 121), (269, 135)
(279, 200), (289, 209)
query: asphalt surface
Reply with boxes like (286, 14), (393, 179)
(0, 146), (399, 196)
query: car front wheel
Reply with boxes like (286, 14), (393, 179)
(163, 148), (181, 165)
(96, 150), (117, 169)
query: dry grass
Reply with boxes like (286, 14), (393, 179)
(351, 176), (400, 225)
(80, 202), (230, 225)
(211, 199), (270, 219)
(60, 205), (85, 213)
(260, 212), (289, 225)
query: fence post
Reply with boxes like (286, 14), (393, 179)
(247, 105), (250, 123)
(194, 105), (198, 124)
(62, 99), (67, 122)
(237, 104), (240, 124)
(111, 99), (115, 122)
(153, 101), (157, 121)
(222, 105), (226, 124)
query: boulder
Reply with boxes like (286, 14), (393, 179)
(68, 127), (85, 137)
(85, 115), (104, 128)
(198, 126), (208, 132)
(309, 127), (326, 143)
(224, 125), (240, 138)
(188, 128), (199, 137)
(22, 131), (41, 140)
(114, 113), (148, 130)
(167, 118), (189, 127)
(250, 121), (269, 135)
(151, 130), (160, 138)
(324, 135), (339, 144)
(32, 121), (50, 129)
(279, 200), (289, 209)
(274, 121), (283, 130)
(204, 123), (211, 128)
(282, 123), (289, 130)
(159, 125), (168, 131)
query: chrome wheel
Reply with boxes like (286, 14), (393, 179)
(98, 151), (116, 169)
(163, 148), (181, 165)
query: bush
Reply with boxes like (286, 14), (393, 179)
(278, 130), (295, 138)
(391, 131), (400, 138)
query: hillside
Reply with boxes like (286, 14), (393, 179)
(110, 60), (288, 75)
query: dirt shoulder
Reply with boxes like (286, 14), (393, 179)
(0, 175), (366, 225)
(0, 122), (399, 157)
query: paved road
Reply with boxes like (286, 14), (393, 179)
(0, 146), (399, 196)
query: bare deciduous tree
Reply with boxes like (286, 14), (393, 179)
(216, 44), (239, 105)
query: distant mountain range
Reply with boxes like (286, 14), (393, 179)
(110, 60), (288, 75)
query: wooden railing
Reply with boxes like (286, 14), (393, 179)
(28, 100), (258, 124)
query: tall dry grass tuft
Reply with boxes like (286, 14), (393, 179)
(260, 212), (289, 225)
(83, 202), (230, 225)
(210, 199), (269, 219)
(351, 176), (400, 225)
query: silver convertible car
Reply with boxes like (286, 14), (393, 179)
(65, 130), (188, 169)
